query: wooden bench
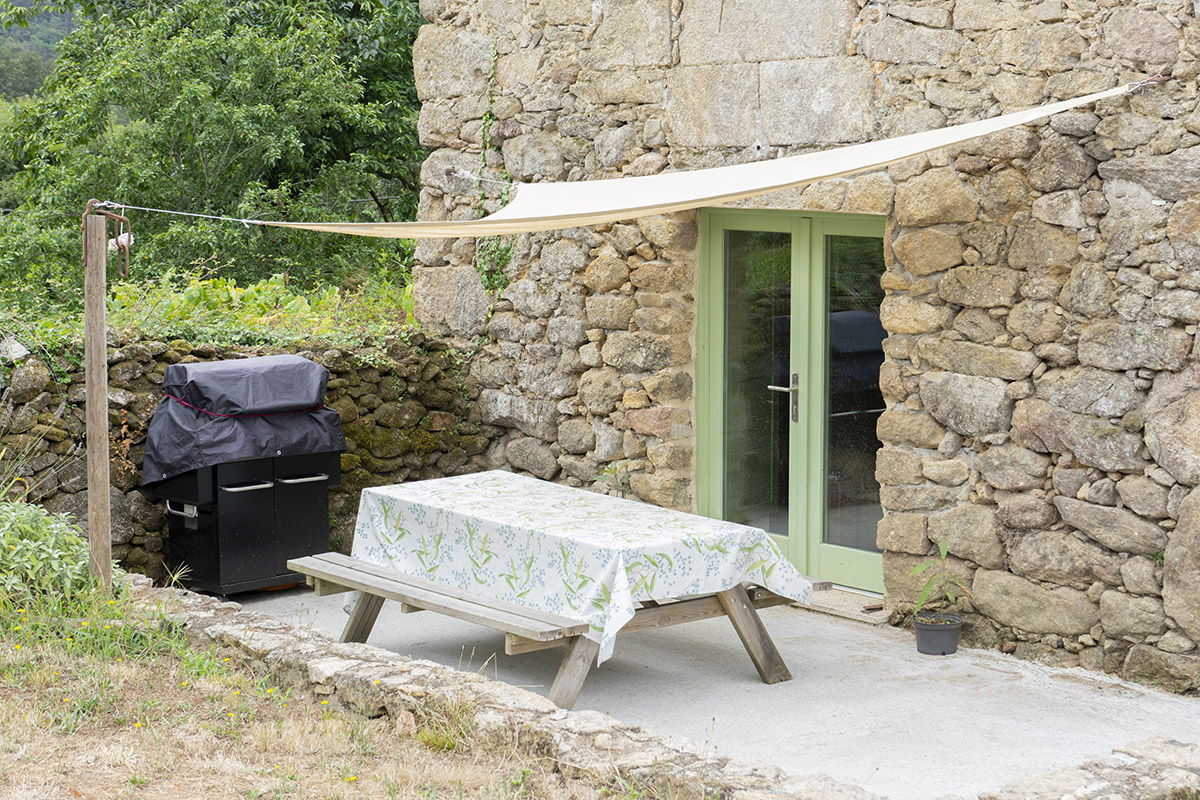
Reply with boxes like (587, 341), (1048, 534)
(288, 551), (831, 709)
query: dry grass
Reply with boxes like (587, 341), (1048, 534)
(0, 631), (606, 800)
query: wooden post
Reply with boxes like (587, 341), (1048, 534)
(83, 213), (112, 591)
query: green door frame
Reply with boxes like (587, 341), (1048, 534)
(696, 207), (886, 592)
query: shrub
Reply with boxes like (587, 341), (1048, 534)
(0, 498), (112, 601)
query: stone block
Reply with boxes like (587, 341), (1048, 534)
(952, 0), (1030, 30)
(1011, 398), (1148, 473)
(928, 503), (1006, 569)
(919, 371), (1013, 436)
(1168, 197), (1200, 265)
(879, 484), (963, 512)
(894, 169), (979, 227)
(879, 296), (952, 335)
(1122, 645), (1200, 692)
(1144, 364), (1200, 486)
(1100, 180), (1169, 256)
(506, 437), (560, 480)
(629, 473), (692, 510)
(997, 491), (1058, 529)
(977, 443), (1050, 491)
(858, 17), (964, 65)
(585, 295), (637, 331)
(629, 262), (691, 292)
(664, 64), (758, 147)
(1031, 190), (1085, 229)
(1121, 556), (1162, 596)
(557, 417), (596, 455)
(939, 266), (1023, 308)
(678, 0), (856, 63)
(7, 359), (50, 404)
(876, 513), (929, 555)
(1164, 488), (1200, 646)
(1098, 150), (1200, 203)
(478, 389), (559, 441)
(583, 0), (671, 69)
(1035, 366), (1143, 417)
(1104, 8), (1181, 64)
(601, 332), (682, 372)
(412, 26), (493, 101)
(1009, 532), (1122, 591)
(1053, 497), (1167, 555)
(1115, 476), (1170, 520)
(1005, 300), (1065, 345)
(882, 551), (974, 605)
(1007, 221), (1079, 271)
(876, 410), (946, 449)
(1078, 320), (1190, 372)
(875, 447), (924, 485)
(583, 256), (631, 293)
(891, 229), (963, 276)
(637, 214), (698, 252)
(413, 267), (491, 338)
(983, 23), (1084, 73)
(502, 133), (566, 181)
(1102, 592), (1166, 637)
(917, 339), (1039, 380)
(578, 368), (624, 415)
(760, 58), (876, 145)
(921, 458), (969, 487)
(972, 569), (1099, 634)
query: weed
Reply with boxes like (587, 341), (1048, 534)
(1149, 549), (1166, 567)
(414, 692), (475, 752)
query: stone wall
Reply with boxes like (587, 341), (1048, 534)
(409, 0), (1200, 688)
(0, 334), (496, 577)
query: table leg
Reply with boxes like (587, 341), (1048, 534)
(548, 635), (601, 710)
(716, 584), (793, 684)
(340, 592), (385, 643)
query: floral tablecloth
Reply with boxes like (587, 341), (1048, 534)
(352, 470), (813, 662)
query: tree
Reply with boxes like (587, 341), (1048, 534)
(0, 0), (424, 308)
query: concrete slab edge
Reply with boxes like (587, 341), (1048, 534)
(126, 576), (885, 800)
(127, 577), (1199, 800)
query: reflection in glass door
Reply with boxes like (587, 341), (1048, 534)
(721, 230), (792, 537)
(824, 235), (886, 556)
(699, 210), (886, 592)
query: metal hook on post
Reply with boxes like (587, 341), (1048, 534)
(82, 199), (132, 278)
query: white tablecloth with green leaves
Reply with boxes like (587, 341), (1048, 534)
(352, 470), (813, 662)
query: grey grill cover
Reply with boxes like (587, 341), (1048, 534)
(142, 355), (346, 484)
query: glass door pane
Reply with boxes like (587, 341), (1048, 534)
(722, 229), (791, 537)
(824, 235), (886, 553)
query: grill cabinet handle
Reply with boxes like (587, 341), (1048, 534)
(276, 473), (329, 485)
(219, 480), (275, 493)
(165, 500), (198, 518)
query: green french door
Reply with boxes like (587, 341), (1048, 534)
(697, 209), (886, 592)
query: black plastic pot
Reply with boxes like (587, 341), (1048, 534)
(913, 611), (963, 655)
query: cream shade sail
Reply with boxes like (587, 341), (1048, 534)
(264, 83), (1137, 239)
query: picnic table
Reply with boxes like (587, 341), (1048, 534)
(289, 470), (820, 708)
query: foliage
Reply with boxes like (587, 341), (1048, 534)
(474, 40), (513, 295)
(0, 0), (423, 307)
(0, 499), (117, 602)
(908, 538), (972, 615)
(0, 42), (52, 98)
(0, 0), (70, 56)
(106, 268), (414, 346)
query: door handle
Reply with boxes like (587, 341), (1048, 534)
(766, 373), (800, 423)
(220, 481), (275, 493)
(277, 473), (329, 485)
(165, 500), (198, 518)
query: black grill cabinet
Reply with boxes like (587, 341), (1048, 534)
(141, 355), (346, 594)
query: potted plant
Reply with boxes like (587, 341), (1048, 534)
(908, 538), (972, 655)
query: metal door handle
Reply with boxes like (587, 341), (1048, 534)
(166, 500), (198, 518)
(277, 473), (329, 485)
(220, 480), (275, 493)
(766, 373), (800, 423)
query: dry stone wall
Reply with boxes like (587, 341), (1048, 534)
(0, 334), (496, 577)
(411, 0), (1200, 689)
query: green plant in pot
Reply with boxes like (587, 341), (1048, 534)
(908, 538), (972, 655)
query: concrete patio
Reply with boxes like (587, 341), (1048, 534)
(239, 587), (1200, 800)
